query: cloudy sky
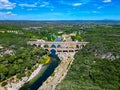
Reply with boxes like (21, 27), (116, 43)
(0, 0), (120, 20)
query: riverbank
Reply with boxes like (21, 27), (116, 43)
(0, 76), (28, 90)
(19, 54), (60, 90)
(27, 55), (51, 82)
(28, 64), (43, 81)
(0, 63), (43, 90)
(0, 60), (43, 90)
(38, 52), (75, 90)
(0, 64), (43, 90)
(0, 55), (51, 90)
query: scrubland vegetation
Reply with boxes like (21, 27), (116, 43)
(56, 22), (120, 90)
(0, 21), (120, 89)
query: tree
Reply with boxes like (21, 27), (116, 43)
(0, 64), (8, 75)
(1, 81), (7, 86)
(76, 35), (82, 41)
(17, 59), (23, 64)
(71, 36), (76, 41)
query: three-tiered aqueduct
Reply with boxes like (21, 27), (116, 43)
(28, 40), (88, 52)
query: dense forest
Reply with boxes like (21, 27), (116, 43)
(56, 23), (120, 90)
(0, 22), (52, 85)
(0, 21), (82, 85)
(0, 21), (120, 89)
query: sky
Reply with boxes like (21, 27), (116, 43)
(0, 0), (120, 20)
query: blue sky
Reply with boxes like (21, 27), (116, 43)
(0, 0), (120, 20)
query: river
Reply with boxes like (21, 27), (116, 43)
(19, 51), (61, 90)
(19, 37), (62, 90)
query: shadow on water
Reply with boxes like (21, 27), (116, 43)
(19, 49), (60, 90)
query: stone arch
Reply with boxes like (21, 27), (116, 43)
(51, 44), (56, 48)
(69, 50), (74, 52)
(45, 49), (49, 51)
(50, 49), (56, 55)
(76, 45), (79, 48)
(63, 50), (68, 52)
(33, 44), (37, 47)
(38, 44), (41, 48)
(44, 44), (49, 48)
(57, 45), (61, 48)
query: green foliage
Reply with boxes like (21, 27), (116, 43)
(71, 36), (76, 41)
(0, 21), (120, 89)
(0, 64), (8, 75)
(76, 34), (82, 41)
(0, 46), (47, 82)
(71, 35), (82, 41)
(0, 23), (48, 82)
(51, 72), (55, 77)
(18, 59), (24, 64)
(38, 59), (45, 64)
(56, 23), (120, 90)
(38, 56), (48, 64)
(1, 81), (7, 86)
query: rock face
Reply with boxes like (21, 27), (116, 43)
(4, 50), (14, 55)
(95, 52), (119, 60)
(0, 49), (14, 57)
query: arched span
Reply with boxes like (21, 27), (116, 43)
(50, 49), (56, 55)
(76, 45), (79, 48)
(44, 44), (49, 48)
(45, 49), (49, 52)
(38, 45), (41, 48)
(57, 45), (61, 48)
(51, 44), (56, 48)
(33, 44), (37, 47)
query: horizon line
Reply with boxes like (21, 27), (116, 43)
(0, 19), (120, 21)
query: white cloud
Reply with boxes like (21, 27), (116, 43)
(0, 11), (17, 16)
(40, 2), (49, 7)
(103, 0), (112, 3)
(0, 0), (16, 9)
(0, 11), (17, 20)
(72, 3), (82, 6)
(19, 1), (49, 8)
(19, 4), (37, 8)
(97, 6), (102, 9)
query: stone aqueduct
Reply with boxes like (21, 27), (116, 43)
(28, 40), (88, 52)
